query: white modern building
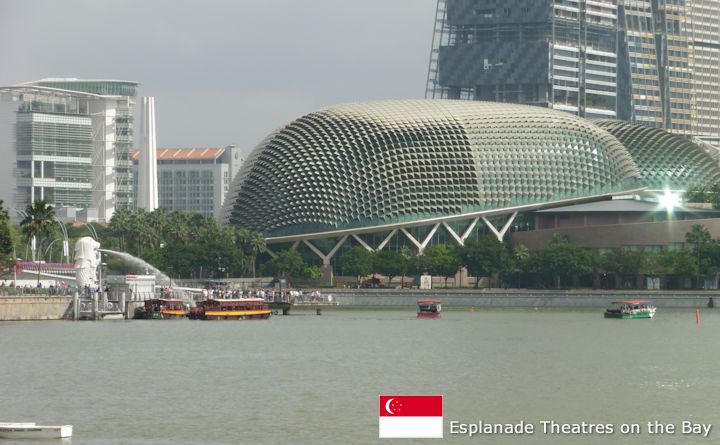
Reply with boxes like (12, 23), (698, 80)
(132, 146), (243, 219)
(0, 78), (139, 222)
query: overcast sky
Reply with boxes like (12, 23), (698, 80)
(0, 0), (437, 154)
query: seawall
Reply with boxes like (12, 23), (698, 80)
(0, 296), (74, 321)
(325, 289), (718, 309)
(1, 289), (717, 320)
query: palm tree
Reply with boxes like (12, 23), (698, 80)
(20, 200), (56, 261)
(109, 207), (132, 251)
(233, 228), (266, 277)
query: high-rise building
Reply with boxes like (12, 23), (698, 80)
(426, 0), (619, 119)
(132, 146), (243, 220)
(0, 78), (139, 221)
(427, 0), (720, 140)
(690, 0), (720, 143)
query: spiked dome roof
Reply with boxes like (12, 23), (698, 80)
(594, 120), (720, 191)
(224, 100), (643, 238)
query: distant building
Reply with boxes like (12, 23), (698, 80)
(132, 146), (243, 219)
(426, 0), (720, 141)
(0, 78), (139, 222)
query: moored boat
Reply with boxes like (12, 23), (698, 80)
(189, 298), (271, 320)
(135, 298), (189, 319)
(0, 423), (72, 439)
(604, 299), (656, 319)
(417, 299), (442, 319)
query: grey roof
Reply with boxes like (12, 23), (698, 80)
(536, 199), (720, 214)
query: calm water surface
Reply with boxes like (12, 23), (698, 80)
(1, 308), (718, 445)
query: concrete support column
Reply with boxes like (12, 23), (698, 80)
(321, 264), (333, 287)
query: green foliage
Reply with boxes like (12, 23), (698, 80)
(373, 250), (410, 286)
(259, 249), (318, 284)
(683, 183), (720, 209)
(19, 200), (57, 261)
(459, 235), (513, 287)
(340, 246), (374, 282)
(103, 208), (264, 279)
(599, 250), (646, 275)
(660, 249), (698, 278)
(423, 244), (460, 287)
(529, 236), (594, 288)
(0, 200), (15, 264)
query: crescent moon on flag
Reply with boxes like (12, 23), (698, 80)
(385, 398), (395, 415)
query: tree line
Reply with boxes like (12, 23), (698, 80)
(2, 199), (720, 290)
(338, 227), (720, 290)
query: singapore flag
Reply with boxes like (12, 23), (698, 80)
(378, 395), (443, 438)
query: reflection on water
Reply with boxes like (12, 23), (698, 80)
(1, 308), (718, 445)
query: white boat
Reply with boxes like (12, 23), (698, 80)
(0, 422), (72, 439)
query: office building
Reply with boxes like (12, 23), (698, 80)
(0, 78), (139, 221)
(427, 0), (720, 140)
(132, 146), (243, 220)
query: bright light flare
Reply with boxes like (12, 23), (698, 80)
(658, 190), (680, 210)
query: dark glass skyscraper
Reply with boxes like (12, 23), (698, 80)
(427, 0), (720, 140)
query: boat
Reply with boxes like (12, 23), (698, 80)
(417, 299), (442, 319)
(188, 298), (272, 320)
(134, 298), (189, 319)
(0, 422), (72, 439)
(604, 299), (656, 319)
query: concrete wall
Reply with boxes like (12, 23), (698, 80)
(510, 217), (720, 251)
(327, 289), (719, 309)
(0, 297), (74, 321)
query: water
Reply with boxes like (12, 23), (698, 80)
(1, 308), (718, 445)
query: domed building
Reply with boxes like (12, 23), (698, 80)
(223, 100), (720, 282)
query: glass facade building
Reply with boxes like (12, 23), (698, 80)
(427, 0), (720, 140)
(0, 79), (139, 221)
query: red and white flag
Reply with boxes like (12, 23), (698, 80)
(378, 395), (443, 438)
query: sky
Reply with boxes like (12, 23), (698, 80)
(0, 0), (437, 155)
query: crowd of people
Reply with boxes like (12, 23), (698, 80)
(199, 287), (327, 303)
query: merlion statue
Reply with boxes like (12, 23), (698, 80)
(75, 236), (101, 289)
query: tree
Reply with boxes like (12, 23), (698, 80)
(424, 244), (460, 287)
(109, 207), (133, 251)
(340, 246), (374, 285)
(459, 235), (513, 288)
(232, 227), (266, 277)
(259, 249), (319, 284)
(373, 250), (408, 286)
(0, 200), (14, 265)
(686, 224), (711, 285)
(20, 200), (56, 261)
(528, 235), (594, 288)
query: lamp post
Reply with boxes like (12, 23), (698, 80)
(44, 238), (60, 264)
(54, 217), (70, 264)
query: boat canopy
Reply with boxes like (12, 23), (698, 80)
(610, 299), (655, 305)
(417, 299), (443, 304)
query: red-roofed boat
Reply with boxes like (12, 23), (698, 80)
(604, 299), (656, 319)
(189, 298), (271, 320)
(417, 299), (442, 319)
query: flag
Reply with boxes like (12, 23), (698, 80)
(379, 395), (443, 438)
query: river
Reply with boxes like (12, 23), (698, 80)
(1, 308), (718, 444)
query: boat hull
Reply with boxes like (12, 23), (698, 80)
(0, 424), (72, 439)
(199, 310), (272, 320)
(604, 310), (655, 319)
(417, 313), (441, 319)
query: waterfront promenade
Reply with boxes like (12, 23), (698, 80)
(0, 288), (717, 320)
